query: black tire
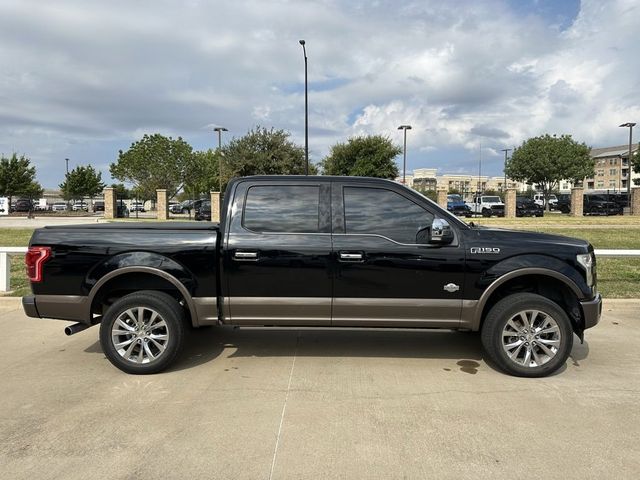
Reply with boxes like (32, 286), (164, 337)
(482, 208), (491, 217)
(99, 290), (186, 374)
(481, 293), (573, 377)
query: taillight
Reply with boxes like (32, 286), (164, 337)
(25, 246), (51, 282)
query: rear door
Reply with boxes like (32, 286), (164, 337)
(331, 181), (466, 328)
(223, 180), (332, 325)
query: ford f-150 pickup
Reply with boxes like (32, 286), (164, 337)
(22, 176), (601, 377)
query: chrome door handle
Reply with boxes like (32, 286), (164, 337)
(233, 251), (258, 261)
(339, 252), (364, 262)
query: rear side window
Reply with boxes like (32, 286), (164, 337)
(343, 187), (433, 244)
(244, 185), (320, 233)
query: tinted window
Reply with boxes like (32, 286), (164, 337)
(343, 187), (433, 244)
(244, 185), (320, 233)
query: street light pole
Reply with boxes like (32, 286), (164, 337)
(299, 40), (309, 175)
(501, 148), (512, 192)
(213, 127), (228, 190)
(397, 125), (412, 184)
(619, 122), (635, 209)
(65, 158), (69, 176)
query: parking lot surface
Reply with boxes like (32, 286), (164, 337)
(1, 299), (638, 479)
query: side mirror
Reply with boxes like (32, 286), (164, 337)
(428, 218), (454, 245)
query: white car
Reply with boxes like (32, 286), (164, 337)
(130, 201), (145, 212)
(466, 195), (505, 217)
(533, 194), (558, 209)
(52, 202), (68, 212)
(72, 201), (88, 211)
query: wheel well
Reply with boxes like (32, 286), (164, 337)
(90, 272), (192, 324)
(479, 275), (583, 335)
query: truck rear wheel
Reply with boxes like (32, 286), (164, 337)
(99, 291), (186, 374)
(481, 208), (491, 217)
(481, 293), (573, 377)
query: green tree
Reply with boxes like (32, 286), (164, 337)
(321, 135), (401, 178)
(220, 126), (315, 189)
(59, 165), (105, 202)
(0, 153), (41, 206)
(110, 183), (131, 199)
(506, 134), (593, 210)
(631, 144), (640, 186)
(184, 149), (221, 196)
(110, 134), (194, 199)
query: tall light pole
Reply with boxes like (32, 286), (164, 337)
(299, 40), (309, 175)
(65, 158), (69, 176)
(213, 127), (228, 190)
(501, 148), (512, 192)
(398, 125), (412, 184)
(619, 122), (635, 209)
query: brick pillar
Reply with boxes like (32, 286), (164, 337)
(505, 188), (517, 218)
(156, 189), (168, 220)
(210, 191), (221, 222)
(104, 187), (116, 219)
(571, 187), (584, 217)
(632, 188), (640, 216)
(436, 189), (448, 210)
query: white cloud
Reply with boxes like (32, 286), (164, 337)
(0, 0), (638, 186)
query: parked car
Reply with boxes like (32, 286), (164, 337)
(516, 197), (543, 217)
(446, 194), (472, 217)
(93, 201), (105, 212)
(116, 204), (129, 218)
(22, 175), (601, 378)
(129, 201), (145, 212)
(533, 194), (558, 210)
(584, 194), (623, 216)
(466, 195), (505, 217)
(51, 202), (68, 212)
(194, 200), (211, 221)
(14, 199), (34, 212)
(556, 194), (571, 214)
(72, 201), (88, 211)
(170, 200), (192, 214)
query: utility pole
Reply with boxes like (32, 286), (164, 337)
(65, 158), (69, 176)
(501, 148), (512, 192)
(213, 127), (228, 190)
(398, 125), (412, 184)
(478, 142), (482, 194)
(299, 40), (309, 175)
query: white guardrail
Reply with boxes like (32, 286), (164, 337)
(1, 247), (640, 293)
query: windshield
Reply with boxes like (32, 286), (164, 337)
(483, 196), (501, 203)
(447, 195), (462, 202)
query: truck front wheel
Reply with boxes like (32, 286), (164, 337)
(481, 208), (491, 217)
(99, 290), (186, 374)
(481, 293), (573, 377)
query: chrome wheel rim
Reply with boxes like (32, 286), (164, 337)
(111, 307), (169, 364)
(501, 310), (561, 368)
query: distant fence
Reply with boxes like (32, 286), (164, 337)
(1, 247), (639, 293)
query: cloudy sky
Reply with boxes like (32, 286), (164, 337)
(0, 0), (638, 188)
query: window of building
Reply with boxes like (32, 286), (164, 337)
(609, 180), (616, 188)
(609, 168), (617, 176)
(597, 181), (604, 188)
(587, 182), (594, 189)
(597, 169), (604, 177)
(243, 185), (320, 233)
(343, 187), (434, 244)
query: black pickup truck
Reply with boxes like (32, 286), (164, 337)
(22, 176), (601, 377)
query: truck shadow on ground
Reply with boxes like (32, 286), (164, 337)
(84, 327), (590, 375)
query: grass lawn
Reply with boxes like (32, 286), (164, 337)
(1, 221), (638, 298)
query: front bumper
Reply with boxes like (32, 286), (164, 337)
(580, 293), (602, 330)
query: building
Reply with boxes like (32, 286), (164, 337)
(583, 143), (638, 192)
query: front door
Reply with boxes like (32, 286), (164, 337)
(224, 180), (332, 325)
(331, 182), (466, 328)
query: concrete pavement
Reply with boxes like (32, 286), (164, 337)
(0, 298), (639, 479)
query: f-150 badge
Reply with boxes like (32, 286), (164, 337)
(470, 247), (501, 254)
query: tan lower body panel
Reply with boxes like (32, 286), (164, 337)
(227, 297), (465, 328)
(228, 296), (331, 325)
(332, 297), (462, 328)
